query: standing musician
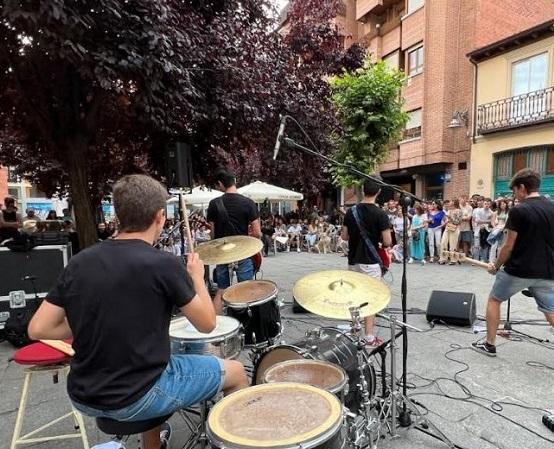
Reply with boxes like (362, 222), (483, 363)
(341, 177), (392, 346)
(28, 174), (249, 449)
(207, 168), (261, 312)
(472, 168), (554, 356)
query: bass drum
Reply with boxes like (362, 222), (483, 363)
(254, 327), (376, 412)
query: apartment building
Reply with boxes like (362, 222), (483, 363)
(0, 167), (7, 200)
(280, 1), (554, 201)
(468, 20), (554, 198)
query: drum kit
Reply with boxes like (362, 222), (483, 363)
(169, 236), (454, 449)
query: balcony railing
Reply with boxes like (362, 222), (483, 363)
(477, 86), (554, 134)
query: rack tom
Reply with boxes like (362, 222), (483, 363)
(169, 316), (243, 359)
(207, 383), (345, 449)
(223, 280), (281, 348)
(263, 360), (348, 402)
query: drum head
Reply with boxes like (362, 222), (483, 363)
(208, 383), (342, 449)
(263, 360), (346, 394)
(169, 316), (239, 341)
(254, 346), (306, 385)
(223, 280), (277, 306)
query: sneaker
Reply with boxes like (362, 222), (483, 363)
(364, 335), (384, 346)
(421, 260), (426, 266)
(449, 261), (455, 265)
(160, 422), (172, 449)
(471, 340), (497, 357)
(408, 258), (414, 264)
(297, 248), (301, 253)
(521, 289), (533, 298)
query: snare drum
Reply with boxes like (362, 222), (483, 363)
(223, 280), (281, 348)
(169, 316), (243, 359)
(207, 383), (345, 449)
(263, 360), (348, 402)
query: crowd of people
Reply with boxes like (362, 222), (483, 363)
(385, 194), (517, 266)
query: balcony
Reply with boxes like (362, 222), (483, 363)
(477, 86), (554, 134)
(357, 0), (402, 21)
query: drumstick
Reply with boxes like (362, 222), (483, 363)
(40, 339), (75, 356)
(180, 193), (194, 253)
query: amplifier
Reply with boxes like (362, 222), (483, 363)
(426, 290), (477, 327)
(0, 244), (71, 330)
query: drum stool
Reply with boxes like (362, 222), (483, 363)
(96, 414), (172, 447)
(10, 341), (89, 449)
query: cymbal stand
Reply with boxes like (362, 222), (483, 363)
(227, 261), (238, 287)
(347, 305), (379, 449)
(375, 314), (455, 448)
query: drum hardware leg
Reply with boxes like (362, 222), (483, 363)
(179, 401), (210, 449)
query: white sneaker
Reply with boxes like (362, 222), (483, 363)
(421, 260), (426, 265)
(297, 248), (301, 253)
(408, 258), (414, 264)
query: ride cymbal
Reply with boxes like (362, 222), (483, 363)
(195, 235), (263, 265)
(293, 270), (390, 320)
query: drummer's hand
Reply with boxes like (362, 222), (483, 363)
(187, 252), (205, 281)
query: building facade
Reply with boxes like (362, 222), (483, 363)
(468, 20), (554, 199)
(353, 0), (554, 200)
(280, 1), (554, 201)
(0, 167), (8, 201)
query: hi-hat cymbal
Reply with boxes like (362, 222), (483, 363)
(293, 270), (390, 320)
(195, 236), (263, 265)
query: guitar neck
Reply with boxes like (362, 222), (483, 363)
(460, 257), (490, 269)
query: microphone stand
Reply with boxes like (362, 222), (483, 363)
(282, 135), (422, 426)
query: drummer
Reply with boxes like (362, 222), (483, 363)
(28, 174), (249, 449)
(207, 168), (261, 312)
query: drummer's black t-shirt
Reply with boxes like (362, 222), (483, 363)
(47, 239), (196, 410)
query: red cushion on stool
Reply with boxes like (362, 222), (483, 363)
(13, 342), (71, 366)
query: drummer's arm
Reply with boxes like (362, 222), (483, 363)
(180, 253), (216, 333)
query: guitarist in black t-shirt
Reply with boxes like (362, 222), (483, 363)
(207, 169), (261, 312)
(28, 175), (249, 449)
(473, 168), (554, 357)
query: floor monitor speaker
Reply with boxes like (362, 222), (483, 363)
(426, 290), (476, 327)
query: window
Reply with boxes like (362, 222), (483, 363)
(511, 52), (548, 96)
(407, 44), (424, 76)
(495, 153), (512, 178)
(383, 51), (400, 70)
(548, 148), (554, 174)
(403, 108), (422, 139)
(407, 0), (424, 14)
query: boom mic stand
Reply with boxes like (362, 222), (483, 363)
(277, 115), (422, 427)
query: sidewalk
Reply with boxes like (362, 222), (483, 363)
(0, 252), (552, 448)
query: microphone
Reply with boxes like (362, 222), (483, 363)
(273, 116), (287, 160)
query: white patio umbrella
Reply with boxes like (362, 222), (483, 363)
(237, 181), (303, 203)
(167, 186), (223, 205)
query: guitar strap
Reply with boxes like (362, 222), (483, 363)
(351, 205), (385, 273)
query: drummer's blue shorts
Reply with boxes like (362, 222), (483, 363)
(72, 355), (225, 421)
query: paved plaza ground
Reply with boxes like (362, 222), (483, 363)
(1, 252), (553, 449)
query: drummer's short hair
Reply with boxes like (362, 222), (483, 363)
(113, 175), (169, 232)
(215, 168), (236, 189)
(363, 176), (382, 197)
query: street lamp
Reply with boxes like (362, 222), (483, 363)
(448, 110), (469, 128)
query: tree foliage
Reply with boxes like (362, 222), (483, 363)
(329, 61), (408, 186)
(0, 0), (364, 248)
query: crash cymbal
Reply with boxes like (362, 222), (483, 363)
(293, 270), (390, 320)
(195, 236), (263, 265)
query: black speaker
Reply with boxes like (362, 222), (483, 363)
(165, 141), (193, 188)
(426, 290), (476, 327)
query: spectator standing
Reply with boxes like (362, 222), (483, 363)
(439, 199), (462, 265)
(409, 204), (427, 265)
(488, 199), (509, 265)
(475, 199), (493, 261)
(458, 196), (473, 256)
(426, 201), (445, 262)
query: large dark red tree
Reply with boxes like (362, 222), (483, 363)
(0, 0), (363, 248)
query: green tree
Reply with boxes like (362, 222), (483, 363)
(329, 60), (408, 187)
